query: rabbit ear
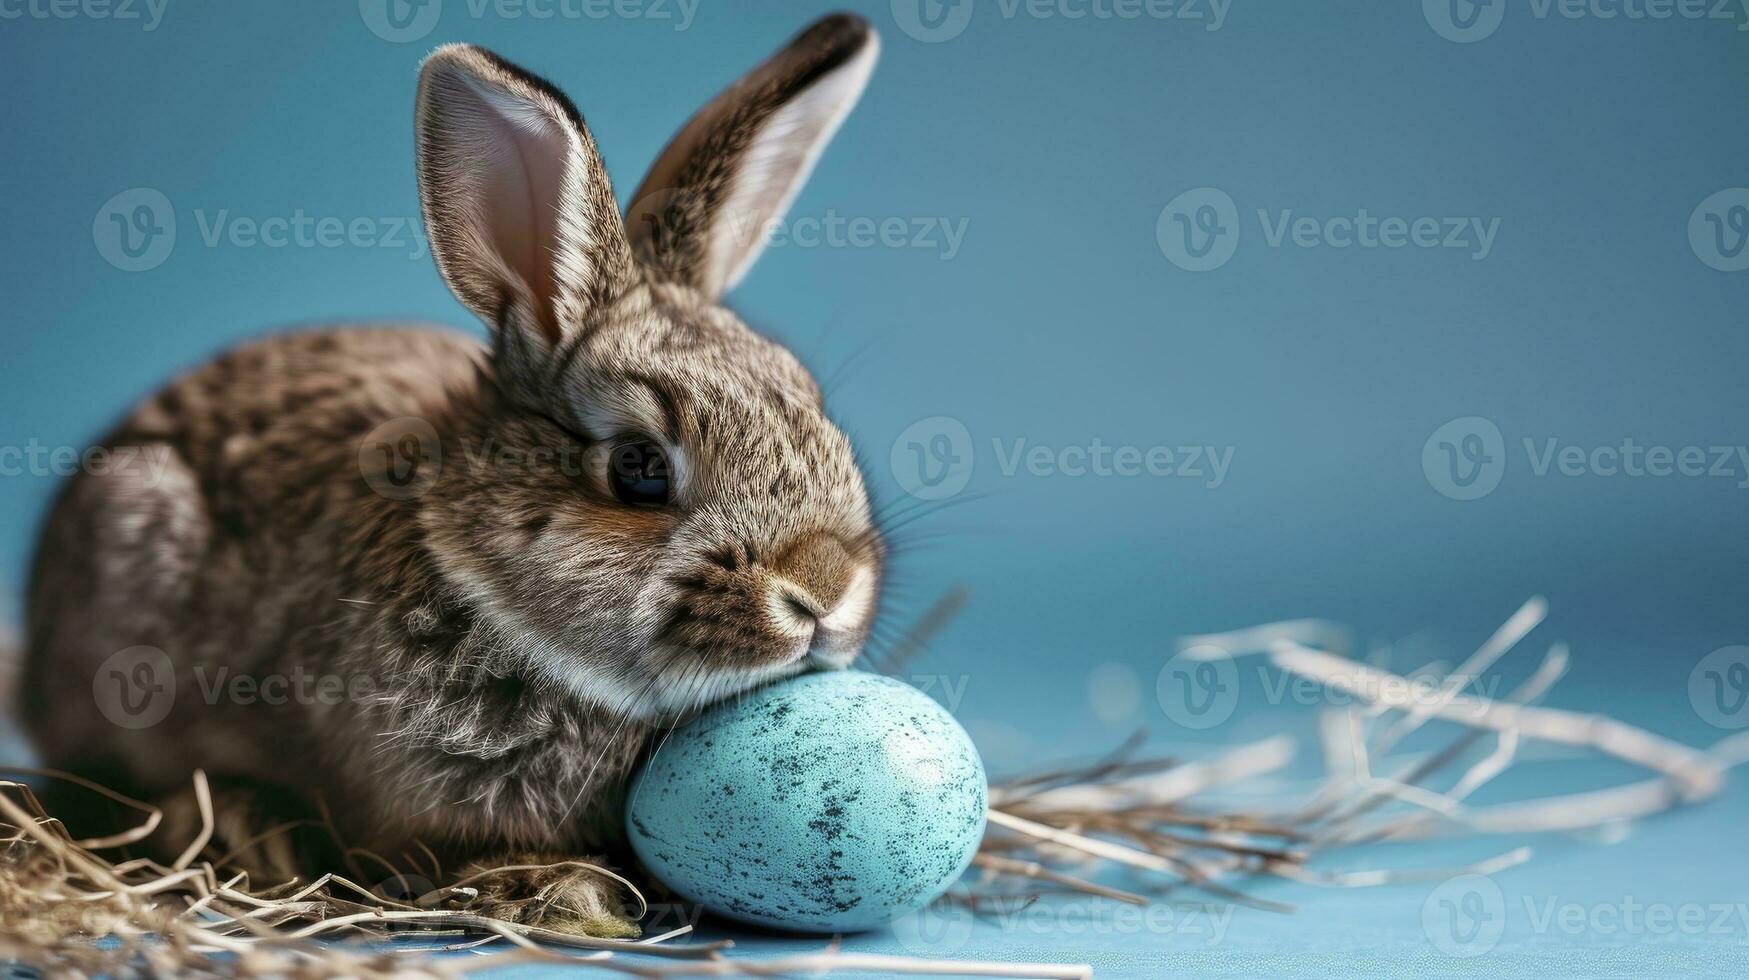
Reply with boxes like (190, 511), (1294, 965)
(416, 45), (638, 352)
(626, 13), (878, 299)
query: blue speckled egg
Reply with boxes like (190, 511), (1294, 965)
(625, 671), (987, 933)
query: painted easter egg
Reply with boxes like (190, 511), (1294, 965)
(625, 671), (987, 933)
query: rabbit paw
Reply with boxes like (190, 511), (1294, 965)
(455, 853), (642, 938)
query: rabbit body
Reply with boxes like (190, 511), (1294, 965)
(27, 326), (649, 855)
(21, 14), (886, 934)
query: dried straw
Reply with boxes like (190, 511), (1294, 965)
(2, 598), (1734, 976)
(967, 598), (1739, 917)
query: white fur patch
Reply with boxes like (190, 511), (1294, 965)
(819, 564), (875, 635)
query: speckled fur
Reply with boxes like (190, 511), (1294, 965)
(21, 15), (884, 934)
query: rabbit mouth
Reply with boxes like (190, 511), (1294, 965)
(630, 646), (814, 720)
(633, 628), (872, 720)
(521, 614), (865, 723)
(641, 612), (876, 711)
(806, 648), (857, 671)
(626, 549), (878, 717)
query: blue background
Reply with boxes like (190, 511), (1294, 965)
(2, 0), (1747, 975)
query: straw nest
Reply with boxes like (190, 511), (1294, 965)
(3, 598), (1741, 978)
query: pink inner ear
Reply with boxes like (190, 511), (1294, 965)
(468, 81), (572, 345)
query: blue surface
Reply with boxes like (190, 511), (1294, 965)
(627, 671), (987, 932)
(2, 0), (1746, 976)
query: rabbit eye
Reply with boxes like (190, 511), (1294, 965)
(608, 440), (671, 506)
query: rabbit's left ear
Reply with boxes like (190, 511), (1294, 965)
(416, 44), (637, 354)
(626, 13), (878, 299)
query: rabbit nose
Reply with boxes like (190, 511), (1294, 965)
(769, 533), (855, 620)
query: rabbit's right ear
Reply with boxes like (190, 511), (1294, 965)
(416, 45), (637, 357)
(626, 14), (878, 300)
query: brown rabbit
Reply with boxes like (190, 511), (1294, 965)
(22, 14), (884, 937)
